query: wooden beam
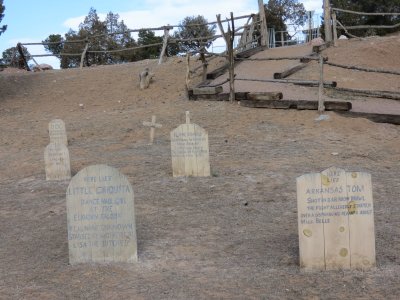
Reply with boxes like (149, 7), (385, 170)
(206, 63), (229, 80)
(258, 0), (268, 47)
(17, 43), (30, 71)
(158, 26), (170, 64)
(325, 62), (400, 76)
(246, 92), (283, 100)
(80, 42), (89, 69)
(192, 86), (223, 95)
(240, 99), (352, 111)
(188, 90), (247, 101)
(312, 42), (332, 53)
(336, 111), (400, 125)
(273, 63), (308, 79)
(323, 0), (332, 42)
(318, 55), (325, 112)
(328, 87), (400, 101)
(332, 12), (338, 47)
(235, 46), (266, 58)
(300, 55), (328, 63)
(216, 13), (235, 101)
(236, 77), (337, 87)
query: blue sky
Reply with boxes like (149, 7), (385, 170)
(0, 0), (322, 68)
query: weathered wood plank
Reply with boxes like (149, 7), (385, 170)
(297, 172), (326, 270)
(188, 91), (247, 101)
(206, 64), (229, 80)
(192, 86), (223, 95)
(240, 99), (352, 111)
(300, 55), (329, 63)
(246, 92), (283, 100)
(320, 167), (351, 270)
(236, 77), (337, 88)
(273, 63), (307, 79)
(241, 100), (294, 109)
(312, 42), (332, 53)
(235, 46), (266, 59)
(297, 100), (351, 111)
(336, 111), (400, 125)
(346, 171), (376, 269)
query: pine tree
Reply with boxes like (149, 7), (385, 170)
(0, 0), (7, 36)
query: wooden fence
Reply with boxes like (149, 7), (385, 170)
(330, 7), (400, 45)
(14, 11), (267, 72)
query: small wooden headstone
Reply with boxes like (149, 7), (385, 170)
(49, 119), (68, 145)
(44, 143), (71, 180)
(66, 165), (137, 264)
(297, 166), (375, 270)
(170, 111), (210, 177)
(142, 115), (162, 144)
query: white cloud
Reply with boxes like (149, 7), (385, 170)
(63, 16), (86, 31)
(302, 0), (323, 13)
(63, 0), (256, 31)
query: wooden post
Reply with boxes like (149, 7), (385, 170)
(258, 0), (268, 47)
(248, 15), (256, 49)
(308, 11), (312, 42)
(216, 13), (235, 102)
(229, 12), (235, 102)
(332, 12), (338, 47)
(16, 43), (30, 71)
(238, 16), (252, 51)
(323, 0), (332, 42)
(280, 31), (284, 47)
(200, 48), (208, 82)
(185, 52), (191, 95)
(318, 55), (325, 112)
(143, 115), (162, 144)
(158, 26), (172, 64)
(80, 41), (89, 69)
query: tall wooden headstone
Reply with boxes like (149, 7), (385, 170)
(297, 166), (375, 270)
(44, 143), (71, 180)
(170, 111), (210, 177)
(66, 165), (137, 264)
(49, 119), (68, 145)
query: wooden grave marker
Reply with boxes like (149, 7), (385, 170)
(142, 115), (162, 144)
(66, 164), (137, 264)
(49, 119), (68, 145)
(44, 143), (71, 181)
(297, 166), (375, 270)
(170, 111), (210, 177)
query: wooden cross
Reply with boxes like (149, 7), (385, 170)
(143, 115), (162, 144)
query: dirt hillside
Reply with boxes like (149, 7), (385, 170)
(0, 35), (399, 299)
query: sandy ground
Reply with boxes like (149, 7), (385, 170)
(0, 35), (399, 299)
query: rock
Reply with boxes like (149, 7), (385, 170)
(339, 35), (348, 40)
(311, 37), (325, 46)
(33, 64), (53, 72)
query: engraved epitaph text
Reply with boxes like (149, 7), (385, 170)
(170, 119), (210, 177)
(49, 119), (68, 145)
(297, 167), (375, 270)
(44, 143), (71, 180)
(67, 165), (137, 264)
